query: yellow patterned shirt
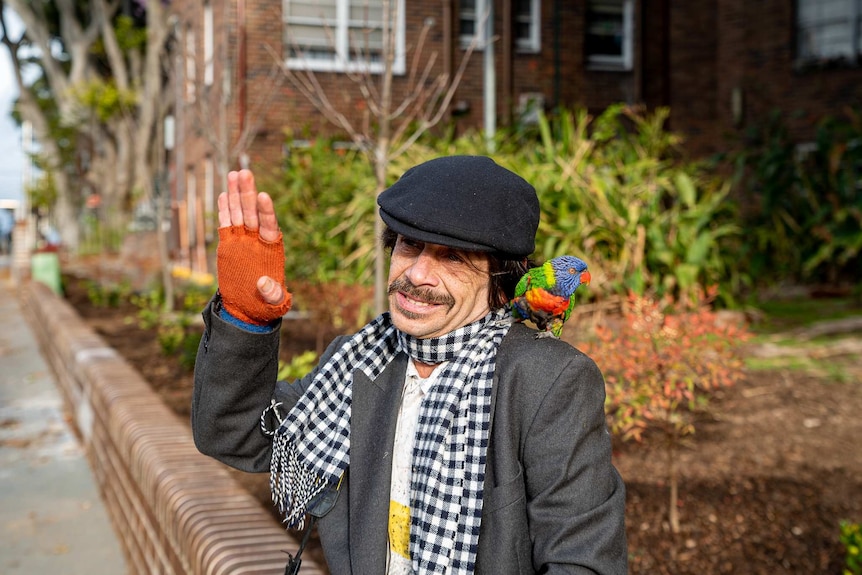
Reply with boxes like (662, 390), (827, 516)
(386, 361), (442, 575)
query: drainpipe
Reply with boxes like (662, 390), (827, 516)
(553, 0), (560, 108)
(483, 0), (496, 150)
(501, 0), (512, 126)
(443, 0), (452, 82)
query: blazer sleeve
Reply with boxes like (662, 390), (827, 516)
(522, 349), (628, 574)
(191, 294), (346, 473)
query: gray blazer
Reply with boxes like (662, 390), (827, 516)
(192, 300), (627, 574)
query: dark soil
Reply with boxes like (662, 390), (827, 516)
(61, 272), (862, 574)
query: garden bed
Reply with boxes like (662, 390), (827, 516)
(61, 272), (862, 574)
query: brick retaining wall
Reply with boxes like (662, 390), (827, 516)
(22, 281), (325, 575)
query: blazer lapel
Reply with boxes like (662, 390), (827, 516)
(348, 352), (407, 573)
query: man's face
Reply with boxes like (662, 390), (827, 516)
(387, 235), (492, 339)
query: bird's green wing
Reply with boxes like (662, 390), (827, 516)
(513, 270), (532, 298)
(514, 263), (554, 298)
(562, 293), (578, 323)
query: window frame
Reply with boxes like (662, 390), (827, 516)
(283, 0), (406, 74)
(584, 0), (634, 71)
(515, 0), (541, 54)
(459, 0), (488, 50)
(795, 0), (862, 67)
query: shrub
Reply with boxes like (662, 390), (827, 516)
(842, 521), (862, 575)
(508, 106), (742, 306)
(581, 287), (750, 533)
(266, 138), (377, 286)
(85, 279), (132, 308)
(730, 107), (862, 288)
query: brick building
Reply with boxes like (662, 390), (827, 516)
(166, 0), (862, 271)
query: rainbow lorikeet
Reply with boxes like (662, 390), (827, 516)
(509, 255), (592, 339)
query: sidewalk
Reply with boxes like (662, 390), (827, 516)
(0, 259), (127, 574)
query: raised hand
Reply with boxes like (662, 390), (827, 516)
(216, 169), (292, 324)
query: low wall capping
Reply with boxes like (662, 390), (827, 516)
(22, 281), (324, 575)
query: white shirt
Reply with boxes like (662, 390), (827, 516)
(386, 361), (444, 575)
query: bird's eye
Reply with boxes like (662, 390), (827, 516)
(569, 267), (576, 274)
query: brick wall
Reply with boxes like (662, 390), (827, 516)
(172, 0), (862, 174)
(23, 281), (325, 575)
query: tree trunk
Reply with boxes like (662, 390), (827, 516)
(668, 433), (680, 534)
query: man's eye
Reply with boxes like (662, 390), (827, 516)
(399, 238), (421, 250)
(447, 252), (465, 263)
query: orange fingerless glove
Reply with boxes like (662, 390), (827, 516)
(216, 225), (293, 325)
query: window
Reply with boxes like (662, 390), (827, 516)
(515, 0), (540, 53)
(585, 0), (633, 70)
(796, 0), (861, 65)
(459, 0), (488, 48)
(284, 0), (405, 73)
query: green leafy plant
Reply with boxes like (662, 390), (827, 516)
(127, 286), (201, 370)
(157, 320), (186, 356)
(581, 287), (750, 533)
(179, 331), (203, 371)
(842, 521), (862, 575)
(508, 106), (742, 305)
(268, 138), (377, 286)
(797, 109), (862, 283)
(130, 290), (165, 330)
(270, 108), (750, 309)
(730, 107), (862, 288)
(85, 279), (132, 308)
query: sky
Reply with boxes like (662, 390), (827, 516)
(0, 7), (25, 204)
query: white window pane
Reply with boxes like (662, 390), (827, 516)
(289, 23), (332, 46)
(796, 0), (856, 60)
(349, 28), (383, 64)
(287, 0), (337, 19)
(349, 1), (384, 23)
(822, 0), (848, 20)
(286, 0), (405, 72)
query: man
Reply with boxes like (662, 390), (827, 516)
(192, 156), (627, 574)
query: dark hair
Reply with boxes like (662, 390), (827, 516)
(381, 226), (532, 309)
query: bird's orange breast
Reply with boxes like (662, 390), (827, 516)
(525, 288), (569, 315)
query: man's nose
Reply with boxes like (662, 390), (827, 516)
(405, 249), (439, 286)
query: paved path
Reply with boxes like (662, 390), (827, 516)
(0, 263), (127, 574)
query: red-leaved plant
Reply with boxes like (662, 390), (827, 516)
(581, 287), (750, 533)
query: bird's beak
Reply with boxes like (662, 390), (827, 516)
(580, 271), (591, 286)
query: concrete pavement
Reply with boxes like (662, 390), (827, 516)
(0, 256), (127, 574)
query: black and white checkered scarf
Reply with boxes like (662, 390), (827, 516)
(268, 308), (511, 574)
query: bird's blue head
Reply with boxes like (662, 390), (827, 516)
(550, 255), (591, 296)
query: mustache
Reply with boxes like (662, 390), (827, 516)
(388, 278), (455, 307)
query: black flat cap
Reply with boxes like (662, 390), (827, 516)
(377, 156), (539, 258)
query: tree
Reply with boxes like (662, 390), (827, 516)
(582, 288), (750, 533)
(1, 0), (173, 254)
(1, 0), (102, 249)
